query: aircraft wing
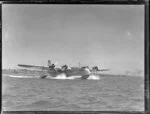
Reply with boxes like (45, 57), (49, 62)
(18, 64), (49, 70)
(97, 69), (110, 71)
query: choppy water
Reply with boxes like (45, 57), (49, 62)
(2, 74), (144, 111)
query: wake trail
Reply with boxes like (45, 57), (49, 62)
(3, 74), (100, 80)
(3, 75), (40, 78)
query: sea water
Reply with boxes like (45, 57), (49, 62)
(2, 74), (144, 111)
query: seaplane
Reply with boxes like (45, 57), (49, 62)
(17, 59), (110, 80)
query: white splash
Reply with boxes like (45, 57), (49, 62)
(87, 75), (100, 80)
(48, 73), (81, 80)
(48, 74), (100, 80)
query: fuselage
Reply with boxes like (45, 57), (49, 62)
(46, 67), (91, 79)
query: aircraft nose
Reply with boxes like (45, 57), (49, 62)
(84, 68), (91, 75)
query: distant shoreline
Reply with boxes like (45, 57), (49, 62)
(2, 69), (47, 76)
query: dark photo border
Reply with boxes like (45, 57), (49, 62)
(0, 0), (149, 114)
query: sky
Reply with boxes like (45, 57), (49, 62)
(2, 4), (144, 75)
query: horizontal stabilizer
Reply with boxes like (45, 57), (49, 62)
(18, 64), (49, 70)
